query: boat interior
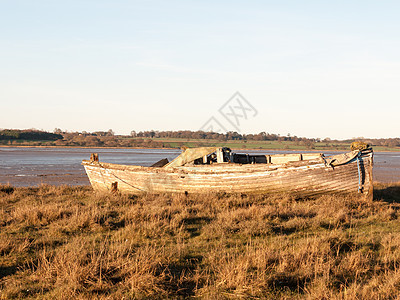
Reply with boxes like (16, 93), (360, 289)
(192, 147), (322, 165)
(152, 147), (323, 168)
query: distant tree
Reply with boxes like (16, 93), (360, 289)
(93, 131), (108, 137)
(304, 140), (315, 149)
(323, 138), (331, 143)
(0, 129), (62, 141)
(53, 128), (63, 134)
(107, 129), (115, 136)
(85, 136), (102, 147)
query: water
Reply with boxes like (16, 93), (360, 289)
(0, 147), (398, 186)
(0, 147), (181, 186)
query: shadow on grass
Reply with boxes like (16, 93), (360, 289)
(0, 266), (18, 279)
(161, 255), (204, 297)
(0, 185), (15, 195)
(374, 184), (400, 203)
(268, 274), (308, 294)
(182, 216), (212, 237)
(271, 225), (297, 235)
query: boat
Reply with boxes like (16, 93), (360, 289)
(82, 143), (373, 198)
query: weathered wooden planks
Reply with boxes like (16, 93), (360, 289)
(82, 150), (373, 198)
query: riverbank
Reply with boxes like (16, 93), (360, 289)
(1, 144), (400, 153)
(0, 184), (400, 298)
(2, 138), (400, 152)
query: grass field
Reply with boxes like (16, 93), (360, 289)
(128, 137), (400, 152)
(2, 137), (400, 152)
(129, 137), (350, 151)
(1, 184), (400, 299)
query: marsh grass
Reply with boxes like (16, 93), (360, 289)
(0, 183), (400, 299)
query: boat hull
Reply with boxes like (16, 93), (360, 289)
(82, 151), (373, 198)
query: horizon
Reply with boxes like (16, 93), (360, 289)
(1, 127), (398, 142)
(1, 1), (399, 139)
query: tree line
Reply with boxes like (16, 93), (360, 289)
(0, 128), (399, 149)
(131, 130), (319, 142)
(0, 129), (62, 141)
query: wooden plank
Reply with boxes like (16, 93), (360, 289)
(302, 153), (322, 160)
(150, 158), (169, 167)
(270, 154), (302, 164)
(216, 148), (224, 163)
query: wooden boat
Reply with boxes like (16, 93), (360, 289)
(82, 143), (373, 198)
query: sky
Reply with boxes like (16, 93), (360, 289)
(1, 0), (399, 139)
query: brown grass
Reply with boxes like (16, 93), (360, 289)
(0, 183), (400, 299)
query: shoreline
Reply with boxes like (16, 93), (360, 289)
(0, 144), (399, 153)
(0, 148), (398, 186)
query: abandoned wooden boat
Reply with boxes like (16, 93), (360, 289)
(82, 143), (373, 197)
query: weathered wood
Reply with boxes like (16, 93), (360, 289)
(90, 153), (99, 162)
(150, 158), (169, 167)
(302, 153), (322, 160)
(82, 148), (374, 198)
(216, 148), (224, 163)
(165, 147), (218, 168)
(270, 154), (302, 164)
(111, 181), (118, 193)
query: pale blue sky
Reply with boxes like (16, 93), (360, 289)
(1, 0), (399, 139)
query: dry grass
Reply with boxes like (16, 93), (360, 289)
(0, 183), (400, 299)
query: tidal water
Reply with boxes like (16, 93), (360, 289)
(0, 147), (398, 187)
